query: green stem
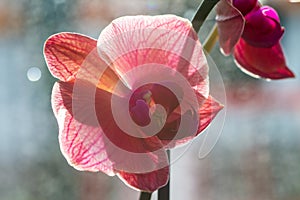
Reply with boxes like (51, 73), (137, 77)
(191, 0), (220, 33)
(203, 23), (218, 53)
(139, 192), (152, 200)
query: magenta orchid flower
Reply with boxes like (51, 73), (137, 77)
(216, 0), (295, 79)
(44, 15), (223, 192)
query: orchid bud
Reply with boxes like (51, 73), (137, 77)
(242, 6), (284, 48)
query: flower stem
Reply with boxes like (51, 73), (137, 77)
(158, 150), (170, 200)
(139, 192), (152, 200)
(158, 179), (170, 200)
(203, 23), (218, 53)
(191, 0), (220, 32)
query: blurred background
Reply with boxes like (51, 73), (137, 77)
(0, 0), (300, 199)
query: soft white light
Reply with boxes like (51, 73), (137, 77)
(27, 67), (41, 82)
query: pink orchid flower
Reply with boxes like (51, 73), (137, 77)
(216, 0), (295, 80)
(44, 15), (223, 192)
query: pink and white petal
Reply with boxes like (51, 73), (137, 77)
(97, 15), (198, 65)
(52, 82), (115, 175)
(97, 15), (208, 92)
(45, 32), (122, 94)
(52, 81), (72, 118)
(117, 166), (169, 192)
(234, 39), (295, 80)
(44, 32), (98, 82)
(216, 0), (245, 55)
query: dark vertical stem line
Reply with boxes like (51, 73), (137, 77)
(191, 0), (220, 33)
(158, 150), (170, 200)
(158, 179), (170, 200)
(139, 192), (152, 200)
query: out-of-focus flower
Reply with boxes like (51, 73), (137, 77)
(216, 0), (295, 80)
(44, 15), (223, 192)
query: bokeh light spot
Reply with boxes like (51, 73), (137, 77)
(27, 67), (42, 82)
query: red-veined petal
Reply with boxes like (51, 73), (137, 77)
(44, 33), (97, 82)
(117, 166), (169, 192)
(45, 32), (121, 93)
(197, 95), (224, 133)
(52, 82), (115, 175)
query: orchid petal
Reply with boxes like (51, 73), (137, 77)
(117, 167), (169, 192)
(197, 95), (224, 133)
(52, 82), (115, 175)
(44, 32), (121, 93)
(216, 0), (245, 55)
(97, 15), (209, 97)
(44, 33), (97, 82)
(234, 39), (295, 79)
